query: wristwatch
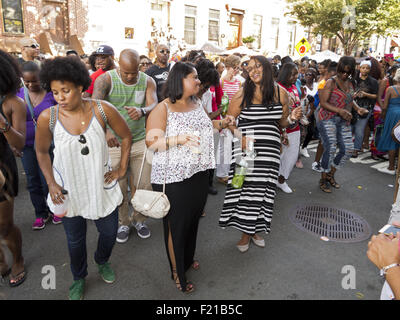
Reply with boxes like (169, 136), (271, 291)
(380, 263), (400, 277)
(0, 119), (10, 133)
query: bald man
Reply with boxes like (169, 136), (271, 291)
(145, 44), (174, 101)
(93, 48), (157, 243)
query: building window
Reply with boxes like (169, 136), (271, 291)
(184, 5), (196, 45)
(208, 9), (219, 42)
(125, 27), (134, 39)
(1, 0), (24, 34)
(253, 15), (262, 49)
(271, 18), (279, 50)
(288, 21), (297, 55)
(151, 3), (162, 11)
(316, 34), (323, 52)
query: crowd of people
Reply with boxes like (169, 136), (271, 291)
(1, 35), (400, 299)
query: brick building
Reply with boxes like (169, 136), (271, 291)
(0, 0), (88, 55)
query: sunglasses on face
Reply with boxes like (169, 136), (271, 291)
(78, 135), (89, 155)
(305, 73), (313, 76)
(140, 62), (151, 66)
(339, 70), (351, 76)
(159, 49), (170, 55)
(25, 44), (39, 49)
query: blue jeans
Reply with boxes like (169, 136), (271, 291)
(352, 113), (372, 151)
(62, 208), (119, 281)
(317, 116), (353, 173)
(21, 145), (53, 219)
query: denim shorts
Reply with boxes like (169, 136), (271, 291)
(317, 116), (353, 172)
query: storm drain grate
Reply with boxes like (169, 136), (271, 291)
(289, 204), (372, 243)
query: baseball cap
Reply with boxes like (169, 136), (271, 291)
(241, 56), (250, 65)
(94, 45), (114, 56)
(384, 53), (394, 61)
(20, 37), (39, 48)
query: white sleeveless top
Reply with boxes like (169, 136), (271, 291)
(47, 106), (123, 220)
(151, 101), (216, 184)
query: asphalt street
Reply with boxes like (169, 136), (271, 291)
(0, 142), (396, 301)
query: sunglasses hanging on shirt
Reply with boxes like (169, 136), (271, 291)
(78, 134), (89, 155)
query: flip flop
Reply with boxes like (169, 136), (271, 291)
(9, 270), (26, 287)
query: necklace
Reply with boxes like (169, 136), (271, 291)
(28, 90), (46, 107)
(80, 102), (87, 126)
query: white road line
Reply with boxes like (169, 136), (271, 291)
(349, 152), (372, 164)
(371, 161), (389, 170)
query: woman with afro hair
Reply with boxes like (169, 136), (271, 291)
(36, 56), (132, 299)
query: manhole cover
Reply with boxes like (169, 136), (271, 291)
(289, 204), (372, 243)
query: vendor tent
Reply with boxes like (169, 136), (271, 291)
(309, 50), (342, 62)
(221, 45), (260, 56)
(199, 42), (225, 54)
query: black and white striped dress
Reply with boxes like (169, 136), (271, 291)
(219, 99), (283, 234)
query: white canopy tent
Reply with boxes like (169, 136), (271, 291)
(199, 42), (225, 54)
(309, 50), (342, 63)
(221, 45), (260, 56)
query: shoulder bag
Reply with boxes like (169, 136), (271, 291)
(131, 107), (170, 218)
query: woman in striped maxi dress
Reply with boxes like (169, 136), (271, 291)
(219, 56), (302, 252)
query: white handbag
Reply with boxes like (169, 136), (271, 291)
(131, 147), (170, 219)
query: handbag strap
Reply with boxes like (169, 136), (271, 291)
(137, 146), (167, 194)
(24, 86), (37, 128)
(95, 99), (108, 125)
(49, 105), (57, 133)
(137, 104), (169, 193)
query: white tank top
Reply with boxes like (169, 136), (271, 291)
(151, 101), (216, 184)
(47, 106), (123, 220)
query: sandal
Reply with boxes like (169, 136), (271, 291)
(319, 179), (332, 193)
(172, 269), (195, 293)
(192, 260), (200, 270)
(9, 270), (26, 287)
(326, 173), (340, 189)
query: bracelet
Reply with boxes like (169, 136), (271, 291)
(166, 137), (169, 150)
(380, 263), (400, 277)
(0, 119), (10, 133)
(287, 115), (295, 125)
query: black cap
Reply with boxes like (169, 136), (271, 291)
(95, 45), (114, 56)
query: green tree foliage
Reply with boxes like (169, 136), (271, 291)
(286, 0), (400, 55)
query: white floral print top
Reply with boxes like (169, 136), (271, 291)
(151, 101), (216, 185)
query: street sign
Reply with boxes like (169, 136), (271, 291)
(295, 38), (311, 57)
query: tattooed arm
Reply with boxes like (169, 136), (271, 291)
(92, 72), (112, 100)
(143, 76), (158, 114)
(92, 72), (120, 147)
